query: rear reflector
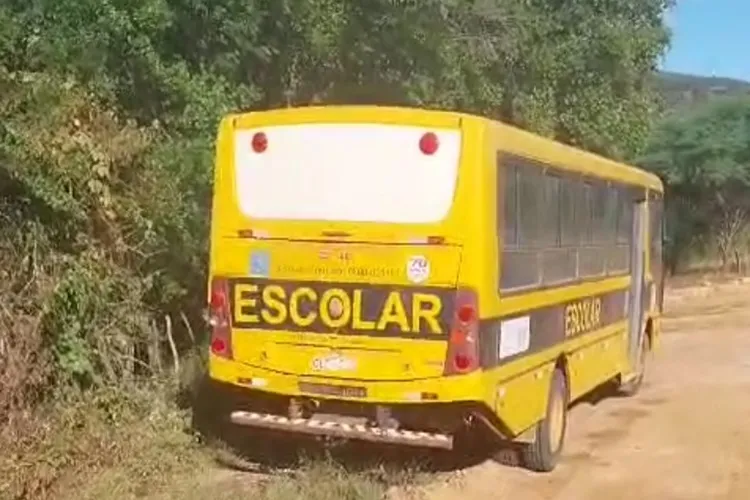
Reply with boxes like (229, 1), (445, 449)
(237, 377), (268, 388)
(453, 353), (472, 371)
(407, 236), (446, 245)
(236, 229), (270, 239)
(208, 277), (232, 359)
(443, 288), (480, 376)
(210, 338), (226, 353)
(404, 391), (440, 402)
(457, 304), (475, 323)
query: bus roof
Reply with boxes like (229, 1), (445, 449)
(228, 105), (664, 193)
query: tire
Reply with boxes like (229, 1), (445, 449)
(521, 367), (568, 473)
(619, 332), (650, 397)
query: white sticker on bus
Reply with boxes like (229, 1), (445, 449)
(499, 316), (531, 359)
(406, 255), (430, 284)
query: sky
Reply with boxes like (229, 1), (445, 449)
(661, 0), (750, 81)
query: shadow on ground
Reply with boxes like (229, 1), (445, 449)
(184, 374), (628, 480)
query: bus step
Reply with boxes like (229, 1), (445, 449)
(230, 411), (454, 450)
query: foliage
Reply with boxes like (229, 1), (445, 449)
(639, 95), (750, 272)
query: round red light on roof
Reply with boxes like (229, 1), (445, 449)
(251, 132), (268, 153)
(419, 132), (439, 155)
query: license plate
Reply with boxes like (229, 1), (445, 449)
(298, 382), (367, 399)
(311, 353), (357, 373)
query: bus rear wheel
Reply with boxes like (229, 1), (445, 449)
(521, 367), (568, 472)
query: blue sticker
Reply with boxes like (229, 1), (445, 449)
(249, 250), (270, 277)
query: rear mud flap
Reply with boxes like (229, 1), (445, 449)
(230, 411), (454, 450)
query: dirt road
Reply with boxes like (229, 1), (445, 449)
(152, 279), (750, 500)
(415, 278), (750, 500)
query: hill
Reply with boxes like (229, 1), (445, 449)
(656, 71), (750, 110)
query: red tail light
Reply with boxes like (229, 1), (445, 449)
(443, 288), (480, 376)
(208, 277), (232, 359)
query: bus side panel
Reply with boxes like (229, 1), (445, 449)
(485, 361), (554, 435)
(484, 120), (656, 437)
(478, 125), (555, 436)
(482, 317), (628, 436)
(566, 325), (628, 401)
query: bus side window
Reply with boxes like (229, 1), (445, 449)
(579, 181), (606, 277)
(609, 187), (634, 273)
(560, 177), (579, 247)
(592, 181), (611, 246)
(540, 172), (577, 285)
(578, 181), (593, 246)
(616, 187), (633, 245)
(499, 157), (542, 291)
(517, 165), (543, 249)
(539, 176), (578, 285)
(502, 162), (518, 248)
(539, 172), (561, 248)
(498, 152), (644, 292)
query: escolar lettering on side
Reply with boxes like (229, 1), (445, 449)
(230, 279), (451, 336)
(564, 296), (602, 338)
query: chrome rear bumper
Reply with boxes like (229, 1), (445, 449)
(230, 411), (454, 450)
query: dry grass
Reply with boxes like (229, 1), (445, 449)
(0, 385), (205, 500)
(260, 461), (389, 500)
(0, 383), (431, 500)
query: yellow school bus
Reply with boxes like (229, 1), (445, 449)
(205, 105), (664, 472)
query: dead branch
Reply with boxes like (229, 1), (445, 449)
(179, 311), (196, 345)
(165, 314), (179, 376)
(148, 319), (162, 375)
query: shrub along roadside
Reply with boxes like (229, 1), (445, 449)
(0, 69), (212, 499)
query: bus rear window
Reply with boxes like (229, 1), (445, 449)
(233, 124), (461, 223)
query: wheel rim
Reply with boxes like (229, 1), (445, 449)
(548, 389), (565, 453)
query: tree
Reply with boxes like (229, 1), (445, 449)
(639, 95), (750, 272)
(0, 0), (673, 393)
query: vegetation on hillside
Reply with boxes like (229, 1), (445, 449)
(4, 0), (729, 498)
(639, 94), (750, 273)
(655, 71), (750, 110)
